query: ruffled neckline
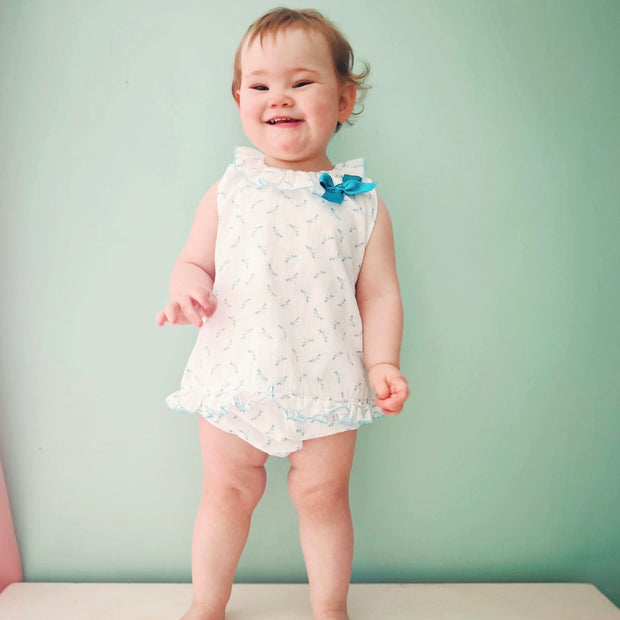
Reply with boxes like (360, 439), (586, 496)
(233, 146), (367, 192)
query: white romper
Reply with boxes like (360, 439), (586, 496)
(166, 146), (385, 456)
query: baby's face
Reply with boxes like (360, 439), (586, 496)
(235, 27), (355, 171)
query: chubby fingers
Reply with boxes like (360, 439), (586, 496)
(156, 300), (191, 326)
(374, 374), (410, 416)
(371, 374), (391, 400)
(188, 288), (217, 318)
(179, 291), (214, 327)
(156, 289), (217, 328)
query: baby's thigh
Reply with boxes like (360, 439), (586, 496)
(198, 418), (268, 493)
(287, 430), (357, 500)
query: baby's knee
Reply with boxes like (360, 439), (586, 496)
(205, 465), (267, 514)
(287, 468), (349, 517)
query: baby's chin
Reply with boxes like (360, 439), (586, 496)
(260, 146), (333, 172)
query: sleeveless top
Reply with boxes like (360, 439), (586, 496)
(166, 146), (385, 456)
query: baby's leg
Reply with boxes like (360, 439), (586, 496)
(180, 418), (268, 620)
(287, 430), (357, 620)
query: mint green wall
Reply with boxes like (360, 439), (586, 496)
(1, 0), (619, 606)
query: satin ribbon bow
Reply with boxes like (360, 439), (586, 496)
(319, 173), (376, 204)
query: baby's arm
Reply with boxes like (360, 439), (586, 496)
(356, 196), (409, 415)
(156, 182), (219, 328)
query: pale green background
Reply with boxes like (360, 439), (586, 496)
(1, 0), (619, 607)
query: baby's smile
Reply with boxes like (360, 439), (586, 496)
(266, 116), (303, 126)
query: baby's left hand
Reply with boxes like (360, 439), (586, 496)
(368, 363), (409, 416)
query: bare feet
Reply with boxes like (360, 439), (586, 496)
(178, 603), (225, 620)
(313, 613), (349, 620)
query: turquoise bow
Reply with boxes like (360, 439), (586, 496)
(319, 173), (376, 204)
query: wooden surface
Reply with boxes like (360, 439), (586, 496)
(0, 582), (618, 619)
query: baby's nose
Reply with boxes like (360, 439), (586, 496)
(269, 90), (293, 107)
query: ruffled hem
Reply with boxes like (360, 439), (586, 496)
(165, 384), (385, 456)
(234, 146), (367, 194)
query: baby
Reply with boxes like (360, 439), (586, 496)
(158, 8), (409, 620)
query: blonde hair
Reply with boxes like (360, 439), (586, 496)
(232, 7), (370, 130)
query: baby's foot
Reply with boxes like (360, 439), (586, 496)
(178, 603), (225, 620)
(313, 612), (349, 620)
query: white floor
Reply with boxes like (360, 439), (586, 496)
(0, 582), (618, 619)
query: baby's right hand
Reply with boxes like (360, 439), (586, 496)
(156, 288), (217, 328)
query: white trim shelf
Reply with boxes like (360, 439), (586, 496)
(0, 582), (618, 619)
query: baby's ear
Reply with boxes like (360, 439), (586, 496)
(234, 90), (241, 108)
(338, 82), (357, 124)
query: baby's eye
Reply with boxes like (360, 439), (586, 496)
(250, 85), (268, 91)
(294, 81), (313, 88)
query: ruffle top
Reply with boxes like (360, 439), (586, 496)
(166, 147), (385, 456)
